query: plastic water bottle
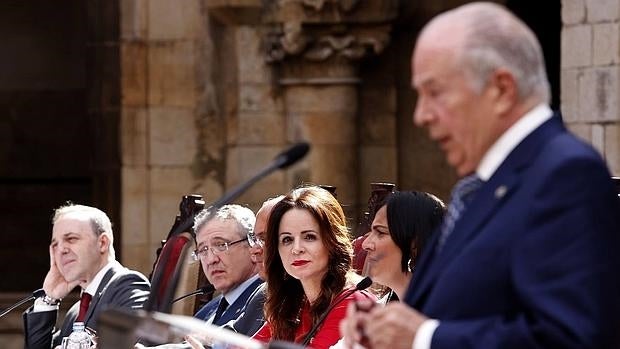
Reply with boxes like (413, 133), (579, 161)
(61, 322), (92, 349)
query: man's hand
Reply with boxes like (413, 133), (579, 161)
(340, 299), (375, 349)
(43, 245), (79, 300)
(362, 302), (428, 349)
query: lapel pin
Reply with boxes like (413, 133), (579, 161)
(495, 185), (507, 199)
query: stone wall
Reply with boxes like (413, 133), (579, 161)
(119, 1), (294, 274)
(120, 0), (226, 272)
(562, 0), (620, 175)
(226, 25), (289, 208)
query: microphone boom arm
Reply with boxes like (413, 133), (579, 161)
(209, 142), (309, 209)
(209, 163), (277, 209)
(0, 289), (45, 318)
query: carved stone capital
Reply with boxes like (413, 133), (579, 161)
(206, 0), (400, 83)
(263, 1), (398, 64)
(265, 23), (391, 63)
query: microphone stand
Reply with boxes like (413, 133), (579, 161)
(0, 289), (46, 318)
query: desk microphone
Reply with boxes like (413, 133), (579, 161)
(0, 288), (46, 318)
(301, 277), (373, 346)
(172, 284), (215, 303)
(209, 142), (310, 209)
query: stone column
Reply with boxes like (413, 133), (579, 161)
(265, 1), (397, 220)
(207, 0), (398, 220)
(561, 0), (620, 175)
(278, 60), (362, 215)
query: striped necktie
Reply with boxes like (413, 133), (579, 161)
(437, 174), (484, 251)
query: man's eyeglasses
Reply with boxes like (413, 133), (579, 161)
(191, 236), (248, 261)
(247, 232), (264, 248)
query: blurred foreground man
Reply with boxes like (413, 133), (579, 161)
(23, 204), (150, 349)
(342, 2), (620, 349)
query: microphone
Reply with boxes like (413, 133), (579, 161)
(0, 288), (46, 318)
(209, 142), (310, 209)
(273, 142), (310, 169)
(172, 284), (215, 304)
(301, 277), (373, 346)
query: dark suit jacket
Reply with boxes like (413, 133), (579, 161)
(405, 115), (620, 349)
(194, 277), (263, 326)
(229, 282), (266, 336)
(23, 262), (150, 349)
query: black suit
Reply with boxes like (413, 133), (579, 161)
(23, 262), (150, 349)
(228, 282), (266, 336)
(194, 278), (263, 326)
(405, 115), (620, 348)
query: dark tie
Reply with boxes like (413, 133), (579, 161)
(76, 292), (92, 322)
(437, 174), (484, 251)
(213, 297), (229, 323)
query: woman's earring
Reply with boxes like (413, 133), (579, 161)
(407, 258), (414, 273)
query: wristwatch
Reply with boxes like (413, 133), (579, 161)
(41, 294), (60, 306)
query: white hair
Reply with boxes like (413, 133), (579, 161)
(440, 2), (551, 103)
(193, 204), (256, 239)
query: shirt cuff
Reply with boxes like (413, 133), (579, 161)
(412, 319), (439, 349)
(33, 297), (59, 312)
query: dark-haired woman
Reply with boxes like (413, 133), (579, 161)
(336, 190), (445, 349)
(363, 191), (445, 302)
(252, 186), (375, 349)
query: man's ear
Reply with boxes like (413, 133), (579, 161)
(99, 233), (110, 254)
(489, 68), (518, 116)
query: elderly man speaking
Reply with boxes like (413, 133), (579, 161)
(341, 3), (620, 349)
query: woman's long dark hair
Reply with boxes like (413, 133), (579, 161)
(263, 185), (352, 342)
(385, 191), (446, 272)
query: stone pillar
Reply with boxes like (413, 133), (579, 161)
(265, 1), (397, 220)
(208, 0), (397, 221)
(561, 0), (620, 175)
(278, 61), (361, 215)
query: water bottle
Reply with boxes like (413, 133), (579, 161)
(61, 322), (92, 349)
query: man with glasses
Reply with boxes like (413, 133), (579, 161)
(192, 204), (262, 326)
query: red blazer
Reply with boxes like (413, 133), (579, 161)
(253, 289), (375, 349)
